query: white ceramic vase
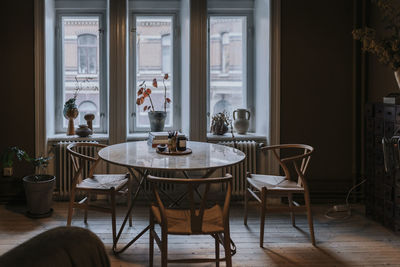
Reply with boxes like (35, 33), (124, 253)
(233, 109), (250, 134)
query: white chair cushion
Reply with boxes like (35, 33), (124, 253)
(248, 174), (304, 192)
(77, 174), (128, 191)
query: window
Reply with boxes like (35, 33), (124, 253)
(208, 16), (251, 120)
(78, 34), (97, 74)
(56, 14), (107, 133)
(130, 15), (178, 131)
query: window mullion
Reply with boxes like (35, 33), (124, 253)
(189, 0), (208, 141)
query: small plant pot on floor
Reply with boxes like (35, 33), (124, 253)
(23, 175), (55, 218)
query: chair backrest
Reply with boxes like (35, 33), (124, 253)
(66, 143), (107, 184)
(147, 174), (233, 233)
(261, 144), (314, 188)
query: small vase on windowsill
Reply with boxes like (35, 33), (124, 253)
(64, 108), (79, 135)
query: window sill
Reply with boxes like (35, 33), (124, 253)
(47, 133), (109, 143)
(127, 133), (149, 141)
(207, 132), (266, 143)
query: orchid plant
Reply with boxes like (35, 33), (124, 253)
(136, 74), (171, 112)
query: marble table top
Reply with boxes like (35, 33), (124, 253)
(98, 141), (246, 171)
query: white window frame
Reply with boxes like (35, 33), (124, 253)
(207, 11), (254, 132)
(55, 11), (108, 133)
(129, 12), (181, 133)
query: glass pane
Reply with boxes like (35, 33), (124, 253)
(162, 34), (171, 74)
(88, 48), (97, 74)
(62, 16), (101, 128)
(135, 16), (173, 129)
(209, 16), (246, 118)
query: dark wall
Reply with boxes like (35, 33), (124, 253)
(281, 0), (356, 198)
(367, 2), (399, 102)
(0, 2), (35, 177)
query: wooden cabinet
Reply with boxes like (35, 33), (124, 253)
(365, 103), (400, 232)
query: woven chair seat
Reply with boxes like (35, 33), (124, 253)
(151, 204), (224, 235)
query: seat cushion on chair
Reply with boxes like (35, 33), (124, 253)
(77, 174), (128, 191)
(151, 204), (225, 234)
(248, 174), (304, 192)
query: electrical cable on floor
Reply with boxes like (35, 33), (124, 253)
(324, 178), (367, 220)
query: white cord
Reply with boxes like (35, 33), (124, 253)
(324, 178), (367, 220)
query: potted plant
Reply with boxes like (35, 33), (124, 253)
(352, 0), (400, 88)
(1, 147), (18, 176)
(136, 73), (172, 132)
(12, 147), (55, 217)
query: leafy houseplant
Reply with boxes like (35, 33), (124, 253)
(1, 147), (19, 176)
(352, 0), (400, 87)
(9, 147), (55, 217)
(136, 74), (172, 132)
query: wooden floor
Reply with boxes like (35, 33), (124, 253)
(1, 201), (400, 267)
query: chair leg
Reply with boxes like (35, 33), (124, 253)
(244, 186), (249, 226)
(223, 230), (232, 267)
(304, 191), (316, 246)
(84, 193), (89, 224)
(149, 212), (154, 267)
(214, 234), (220, 267)
(67, 188), (76, 226)
(259, 188), (266, 248)
(288, 193), (295, 226)
(128, 176), (133, 227)
(110, 190), (117, 249)
(161, 228), (168, 267)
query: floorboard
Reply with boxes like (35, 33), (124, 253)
(1, 202), (400, 266)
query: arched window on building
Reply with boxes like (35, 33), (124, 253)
(78, 34), (98, 74)
(78, 100), (98, 126)
(221, 32), (230, 73)
(161, 34), (171, 74)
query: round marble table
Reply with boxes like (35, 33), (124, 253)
(98, 141), (246, 171)
(98, 141), (245, 253)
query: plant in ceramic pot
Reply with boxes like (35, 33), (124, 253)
(352, 0), (400, 88)
(136, 73), (172, 132)
(11, 147), (55, 217)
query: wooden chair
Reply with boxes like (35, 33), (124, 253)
(147, 174), (233, 267)
(66, 142), (132, 249)
(244, 144), (315, 247)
